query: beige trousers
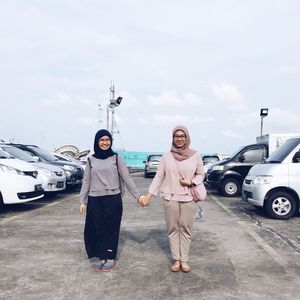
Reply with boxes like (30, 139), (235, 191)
(163, 200), (197, 262)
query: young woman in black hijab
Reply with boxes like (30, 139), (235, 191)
(79, 129), (142, 271)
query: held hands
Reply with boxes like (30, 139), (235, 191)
(138, 194), (151, 207)
(179, 178), (192, 187)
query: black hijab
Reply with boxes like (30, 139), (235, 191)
(92, 129), (116, 159)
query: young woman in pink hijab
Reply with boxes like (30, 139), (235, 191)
(141, 125), (204, 273)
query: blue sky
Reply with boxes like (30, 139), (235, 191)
(1, 0), (300, 155)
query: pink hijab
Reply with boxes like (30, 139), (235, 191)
(170, 125), (197, 161)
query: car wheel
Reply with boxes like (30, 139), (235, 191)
(220, 178), (241, 197)
(265, 191), (296, 220)
(0, 192), (4, 209)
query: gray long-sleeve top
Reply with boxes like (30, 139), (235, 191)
(79, 154), (140, 204)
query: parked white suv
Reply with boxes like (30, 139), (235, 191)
(242, 137), (300, 219)
(0, 148), (44, 206)
(1, 145), (66, 193)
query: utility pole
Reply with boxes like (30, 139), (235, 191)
(106, 82), (123, 139)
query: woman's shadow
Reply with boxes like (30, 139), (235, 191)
(118, 227), (172, 262)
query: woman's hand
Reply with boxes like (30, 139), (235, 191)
(179, 178), (192, 187)
(138, 193), (152, 207)
(79, 203), (86, 214)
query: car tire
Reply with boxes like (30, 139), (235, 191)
(220, 178), (241, 197)
(265, 191), (296, 220)
(0, 192), (4, 209)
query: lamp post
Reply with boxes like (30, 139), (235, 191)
(106, 83), (123, 139)
(260, 108), (269, 137)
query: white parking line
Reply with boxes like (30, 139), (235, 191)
(210, 193), (288, 268)
(0, 194), (78, 225)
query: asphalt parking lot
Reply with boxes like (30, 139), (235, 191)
(1, 173), (300, 300)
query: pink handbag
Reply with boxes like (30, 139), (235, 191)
(190, 183), (207, 202)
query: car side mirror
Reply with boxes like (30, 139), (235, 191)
(32, 156), (40, 162)
(292, 151), (300, 163)
(143, 160), (146, 163)
(239, 154), (245, 162)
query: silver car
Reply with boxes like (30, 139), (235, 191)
(1, 145), (66, 193)
(143, 154), (162, 178)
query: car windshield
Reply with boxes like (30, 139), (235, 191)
(202, 156), (219, 164)
(60, 154), (78, 163)
(2, 146), (36, 162)
(54, 154), (69, 162)
(0, 147), (12, 159)
(266, 138), (300, 163)
(27, 146), (59, 161)
(227, 146), (244, 159)
(148, 155), (162, 161)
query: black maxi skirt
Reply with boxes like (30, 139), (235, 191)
(84, 193), (123, 260)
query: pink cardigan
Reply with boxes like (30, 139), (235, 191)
(148, 152), (204, 202)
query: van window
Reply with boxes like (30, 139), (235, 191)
(243, 148), (265, 162)
(267, 138), (300, 163)
(148, 155), (162, 162)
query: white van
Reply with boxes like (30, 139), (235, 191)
(242, 137), (300, 219)
(0, 148), (44, 206)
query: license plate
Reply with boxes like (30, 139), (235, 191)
(242, 193), (248, 202)
(56, 182), (64, 188)
(35, 184), (43, 191)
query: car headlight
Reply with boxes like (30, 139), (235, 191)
(253, 175), (273, 184)
(64, 171), (72, 176)
(62, 165), (76, 171)
(36, 167), (52, 176)
(212, 165), (224, 171)
(0, 164), (25, 175)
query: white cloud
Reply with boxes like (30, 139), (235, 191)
(76, 117), (98, 126)
(233, 111), (258, 128)
(118, 91), (140, 107)
(42, 93), (97, 109)
(138, 114), (213, 125)
(148, 91), (203, 106)
(212, 83), (248, 113)
(221, 129), (244, 139)
(137, 117), (148, 124)
(279, 64), (299, 76)
(268, 108), (300, 128)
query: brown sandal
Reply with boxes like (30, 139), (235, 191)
(181, 261), (191, 273)
(171, 260), (181, 272)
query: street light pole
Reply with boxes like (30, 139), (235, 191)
(260, 108), (269, 137)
